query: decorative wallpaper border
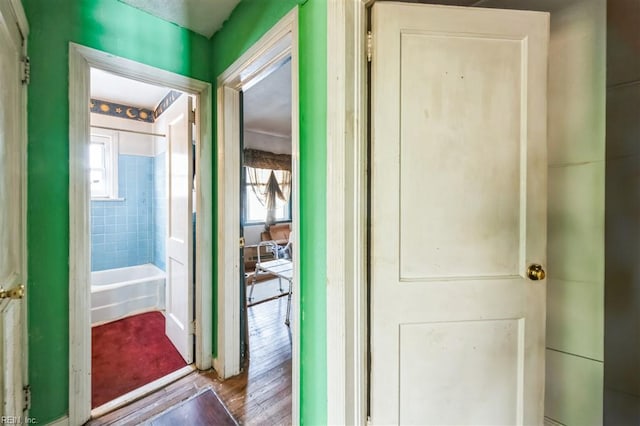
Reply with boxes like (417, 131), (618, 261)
(90, 90), (183, 123)
(90, 99), (155, 122)
(153, 91), (182, 119)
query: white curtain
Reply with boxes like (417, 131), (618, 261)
(246, 167), (291, 224)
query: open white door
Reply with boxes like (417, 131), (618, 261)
(370, 3), (548, 425)
(0, 0), (27, 416)
(160, 94), (194, 364)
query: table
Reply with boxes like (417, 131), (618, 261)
(250, 257), (293, 326)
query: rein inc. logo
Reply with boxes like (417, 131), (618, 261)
(1, 417), (37, 424)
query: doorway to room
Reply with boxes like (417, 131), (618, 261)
(87, 69), (196, 412)
(68, 44), (213, 425)
(240, 57), (294, 421)
(215, 8), (300, 423)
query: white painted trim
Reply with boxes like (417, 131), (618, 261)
(216, 84), (241, 379)
(326, 1), (369, 425)
(11, 0), (30, 416)
(68, 45), (92, 425)
(215, 7), (300, 425)
(68, 43), (213, 425)
(90, 365), (195, 418)
(8, 0), (28, 39)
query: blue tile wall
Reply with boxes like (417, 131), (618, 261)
(91, 155), (153, 271)
(152, 153), (166, 271)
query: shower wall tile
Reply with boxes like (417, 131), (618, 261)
(91, 155), (153, 271)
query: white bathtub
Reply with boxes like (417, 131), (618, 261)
(91, 263), (166, 325)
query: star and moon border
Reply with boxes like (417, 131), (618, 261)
(90, 90), (182, 123)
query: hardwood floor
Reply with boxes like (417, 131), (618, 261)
(88, 297), (292, 425)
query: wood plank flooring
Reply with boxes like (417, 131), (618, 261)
(88, 297), (292, 425)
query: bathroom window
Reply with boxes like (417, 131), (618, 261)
(90, 129), (119, 199)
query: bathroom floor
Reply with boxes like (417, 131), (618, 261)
(91, 311), (187, 408)
(88, 297), (291, 425)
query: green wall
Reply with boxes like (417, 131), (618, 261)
(211, 1), (327, 424)
(24, 0), (326, 423)
(23, 0), (210, 422)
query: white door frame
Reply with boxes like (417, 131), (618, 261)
(215, 7), (300, 423)
(68, 43), (213, 424)
(326, 1), (370, 425)
(0, 0), (29, 416)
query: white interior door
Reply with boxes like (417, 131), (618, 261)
(370, 3), (549, 425)
(0, 0), (27, 416)
(162, 94), (194, 364)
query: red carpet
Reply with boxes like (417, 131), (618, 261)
(92, 311), (187, 408)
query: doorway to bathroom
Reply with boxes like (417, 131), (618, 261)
(68, 44), (213, 425)
(88, 68), (196, 412)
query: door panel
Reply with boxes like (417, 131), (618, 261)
(162, 94), (194, 364)
(399, 33), (524, 280)
(370, 3), (548, 425)
(0, 0), (26, 416)
(399, 319), (522, 424)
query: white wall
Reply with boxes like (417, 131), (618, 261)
(90, 113), (156, 156)
(243, 224), (266, 246)
(243, 129), (291, 154)
(544, 1), (606, 424)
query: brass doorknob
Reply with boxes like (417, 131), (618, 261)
(527, 264), (546, 281)
(0, 284), (24, 299)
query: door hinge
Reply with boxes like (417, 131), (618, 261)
(190, 320), (196, 334)
(367, 31), (373, 62)
(21, 56), (30, 85)
(367, 415), (372, 426)
(189, 109), (196, 125)
(23, 384), (31, 412)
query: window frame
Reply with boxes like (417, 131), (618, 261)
(242, 166), (292, 225)
(89, 128), (119, 200)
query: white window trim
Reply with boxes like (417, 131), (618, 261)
(90, 128), (120, 200)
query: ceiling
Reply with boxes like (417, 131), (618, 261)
(243, 61), (292, 139)
(91, 62), (292, 152)
(90, 68), (173, 110)
(119, 0), (241, 38)
(98, 1), (289, 136)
